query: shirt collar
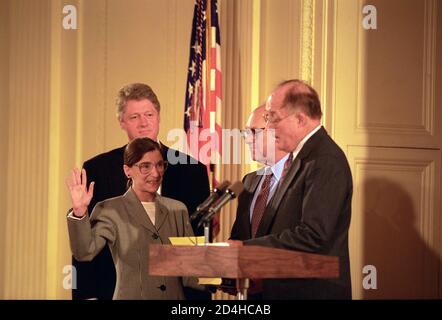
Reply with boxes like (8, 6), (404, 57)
(291, 125), (322, 160)
(271, 153), (290, 181)
(257, 153), (290, 182)
(256, 125), (321, 181)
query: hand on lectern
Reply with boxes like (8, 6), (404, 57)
(226, 240), (243, 247)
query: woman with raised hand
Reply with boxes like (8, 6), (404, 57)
(66, 137), (198, 299)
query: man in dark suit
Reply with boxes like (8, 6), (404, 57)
(225, 105), (287, 299)
(230, 104), (287, 241)
(240, 80), (353, 299)
(73, 83), (210, 300)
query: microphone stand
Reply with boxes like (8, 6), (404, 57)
(199, 208), (216, 245)
(203, 220), (211, 245)
(236, 278), (249, 300)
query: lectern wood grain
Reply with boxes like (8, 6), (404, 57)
(149, 245), (339, 279)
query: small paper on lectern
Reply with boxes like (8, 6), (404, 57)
(168, 236), (229, 285)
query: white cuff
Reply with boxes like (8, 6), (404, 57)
(67, 209), (86, 220)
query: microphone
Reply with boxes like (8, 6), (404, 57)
(190, 180), (231, 221)
(197, 181), (244, 228)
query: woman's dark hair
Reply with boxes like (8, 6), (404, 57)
(124, 137), (163, 188)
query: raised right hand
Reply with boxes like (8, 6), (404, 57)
(66, 168), (95, 217)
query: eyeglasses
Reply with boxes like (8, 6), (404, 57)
(240, 128), (265, 139)
(263, 110), (296, 125)
(133, 161), (168, 174)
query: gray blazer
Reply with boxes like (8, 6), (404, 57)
(67, 188), (198, 300)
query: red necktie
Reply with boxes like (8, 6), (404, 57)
(280, 153), (293, 182)
(251, 173), (273, 237)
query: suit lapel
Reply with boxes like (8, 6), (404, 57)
(240, 172), (262, 239)
(122, 188), (157, 234)
(249, 170), (263, 195)
(159, 142), (169, 163)
(159, 143), (182, 195)
(255, 127), (328, 237)
(154, 196), (169, 231)
(267, 158), (302, 214)
(255, 159), (301, 237)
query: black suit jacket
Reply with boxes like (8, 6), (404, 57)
(72, 143), (210, 300)
(230, 171), (263, 241)
(243, 127), (353, 299)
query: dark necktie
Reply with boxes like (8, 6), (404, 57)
(251, 172), (273, 237)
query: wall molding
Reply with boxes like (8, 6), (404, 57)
(46, 0), (63, 299)
(348, 146), (441, 298)
(300, 0), (315, 83)
(355, 0), (437, 137)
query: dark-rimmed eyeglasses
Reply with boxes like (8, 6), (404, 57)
(263, 111), (296, 124)
(133, 161), (168, 174)
(240, 128), (265, 139)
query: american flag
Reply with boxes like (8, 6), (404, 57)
(184, 0), (222, 175)
(184, 0), (223, 237)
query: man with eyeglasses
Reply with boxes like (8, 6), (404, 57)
(233, 104), (288, 240)
(222, 104), (287, 299)
(72, 83), (210, 300)
(238, 80), (353, 300)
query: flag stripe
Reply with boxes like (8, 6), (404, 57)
(184, 0), (222, 170)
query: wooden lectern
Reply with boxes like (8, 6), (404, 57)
(149, 245), (339, 300)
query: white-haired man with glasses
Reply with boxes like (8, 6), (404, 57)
(239, 79), (353, 299)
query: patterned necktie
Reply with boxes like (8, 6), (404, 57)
(280, 153), (294, 182)
(251, 172), (273, 237)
